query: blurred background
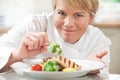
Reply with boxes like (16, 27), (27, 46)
(0, 0), (120, 74)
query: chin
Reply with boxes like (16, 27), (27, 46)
(61, 35), (73, 43)
(59, 31), (76, 43)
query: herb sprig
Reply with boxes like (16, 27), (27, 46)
(47, 42), (62, 55)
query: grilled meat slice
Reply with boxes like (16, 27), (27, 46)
(53, 56), (81, 70)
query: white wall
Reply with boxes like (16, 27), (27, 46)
(0, 0), (52, 27)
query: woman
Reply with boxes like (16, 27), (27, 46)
(0, 0), (111, 74)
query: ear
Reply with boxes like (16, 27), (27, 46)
(89, 15), (94, 24)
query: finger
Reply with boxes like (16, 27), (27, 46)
(31, 33), (43, 49)
(34, 33), (43, 49)
(32, 33), (45, 49)
(96, 50), (107, 59)
(89, 70), (100, 75)
(28, 35), (39, 49)
(23, 32), (37, 50)
(42, 32), (49, 46)
(23, 37), (34, 50)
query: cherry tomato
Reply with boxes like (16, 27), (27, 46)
(31, 64), (42, 71)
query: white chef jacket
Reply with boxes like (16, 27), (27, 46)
(0, 12), (111, 73)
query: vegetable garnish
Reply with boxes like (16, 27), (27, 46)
(47, 42), (62, 55)
(43, 60), (58, 72)
(31, 64), (42, 71)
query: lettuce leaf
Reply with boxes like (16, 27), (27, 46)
(47, 42), (62, 55)
(43, 60), (58, 72)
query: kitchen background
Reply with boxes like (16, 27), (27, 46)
(0, 0), (120, 74)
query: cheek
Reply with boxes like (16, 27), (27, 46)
(79, 19), (90, 27)
(54, 15), (63, 28)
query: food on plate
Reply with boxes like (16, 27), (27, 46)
(62, 68), (76, 72)
(31, 56), (81, 72)
(31, 64), (42, 71)
(53, 56), (81, 70)
(43, 60), (58, 71)
(47, 42), (62, 55)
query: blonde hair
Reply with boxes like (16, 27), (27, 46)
(51, 0), (99, 17)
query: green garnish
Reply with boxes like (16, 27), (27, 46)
(43, 60), (58, 72)
(47, 42), (62, 55)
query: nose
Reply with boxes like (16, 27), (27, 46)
(64, 17), (75, 28)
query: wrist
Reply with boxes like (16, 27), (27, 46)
(0, 49), (22, 72)
(11, 49), (22, 62)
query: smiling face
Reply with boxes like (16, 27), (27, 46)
(53, 0), (94, 44)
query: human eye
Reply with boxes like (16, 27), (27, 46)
(57, 11), (66, 16)
(75, 13), (84, 18)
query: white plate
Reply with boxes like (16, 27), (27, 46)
(22, 59), (104, 78)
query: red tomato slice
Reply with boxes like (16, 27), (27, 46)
(31, 64), (42, 71)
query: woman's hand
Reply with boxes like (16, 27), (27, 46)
(12, 32), (49, 61)
(87, 50), (107, 74)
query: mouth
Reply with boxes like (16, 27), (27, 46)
(62, 29), (77, 35)
(63, 29), (77, 32)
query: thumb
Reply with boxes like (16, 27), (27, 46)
(96, 50), (107, 59)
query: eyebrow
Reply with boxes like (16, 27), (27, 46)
(76, 12), (86, 14)
(56, 9), (64, 12)
(56, 9), (86, 15)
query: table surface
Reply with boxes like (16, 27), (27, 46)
(0, 71), (120, 80)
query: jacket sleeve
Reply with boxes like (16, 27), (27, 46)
(0, 13), (48, 71)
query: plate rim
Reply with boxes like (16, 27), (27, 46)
(22, 58), (104, 78)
